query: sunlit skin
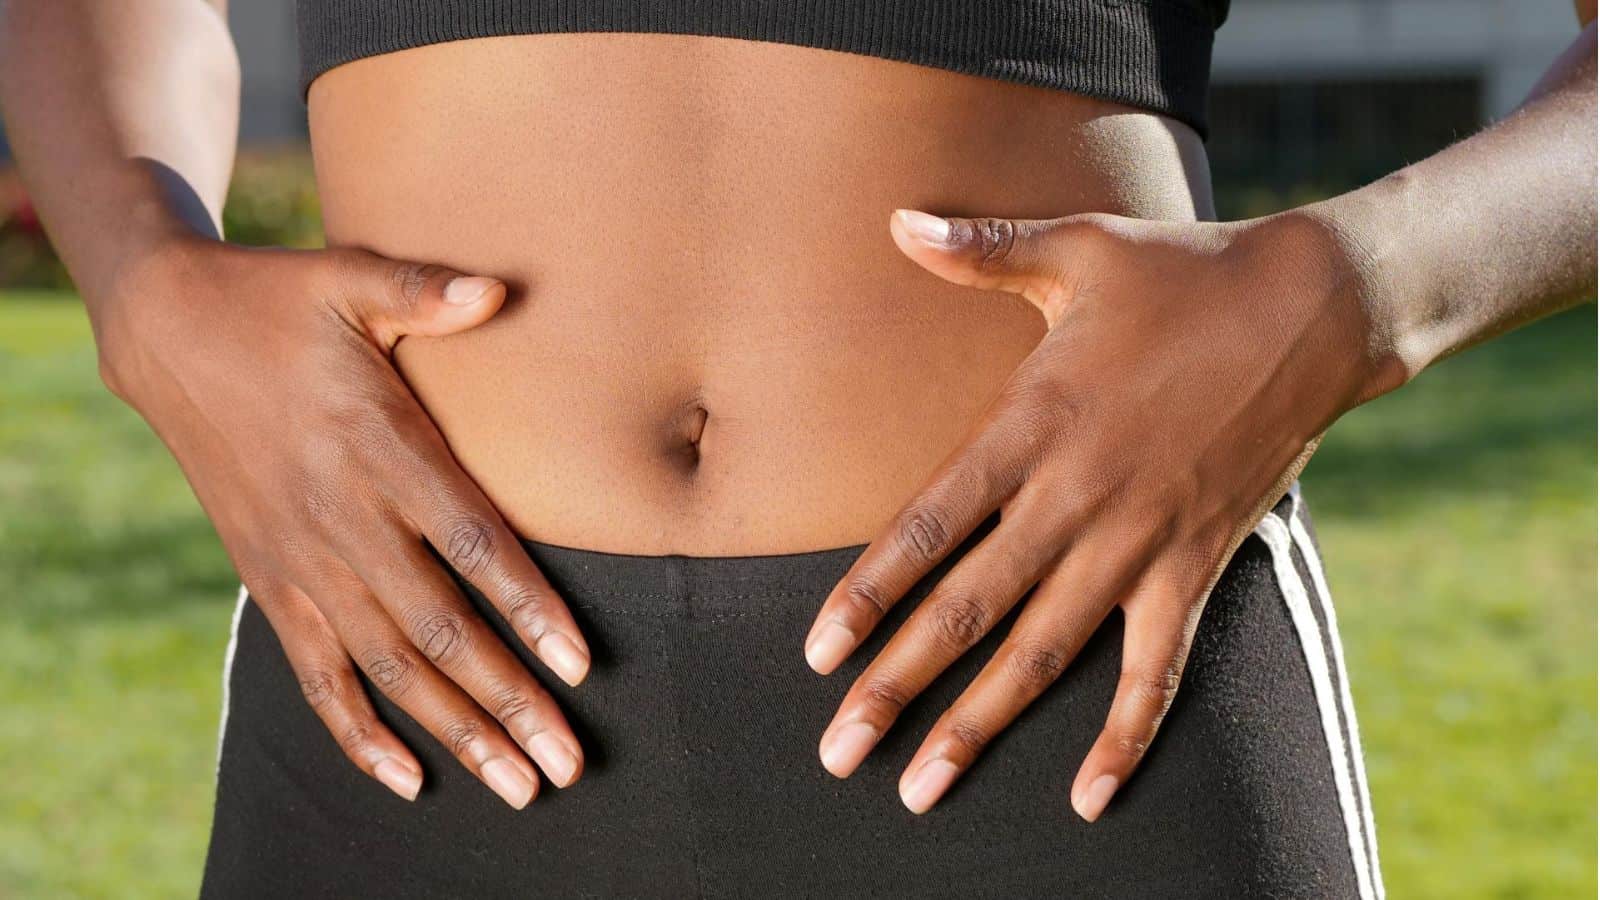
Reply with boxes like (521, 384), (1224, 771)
(1, 0), (1593, 828)
(305, 34), (1210, 555)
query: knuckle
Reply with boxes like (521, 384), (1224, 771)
(326, 245), (376, 274)
(289, 434), (371, 510)
(1066, 213), (1121, 247)
(412, 610), (467, 664)
(321, 246), (372, 290)
(840, 578), (892, 620)
(95, 351), (130, 402)
(441, 517), (495, 578)
(271, 534), (324, 578)
(1124, 667), (1182, 717)
(485, 684), (537, 725)
(943, 717), (991, 756)
(321, 248), (385, 312)
(363, 646), (418, 693)
(1015, 470), (1104, 529)
(896, 504), (953, 563)
(440, 717), (485, 758)
(336, 721), (375, 756)
(389, 261), (443, 307)
(1003, 369), (1082, 447)
(972, 217), (1018, 269)
(297, 668), (341, 710)
(1111, 730), (1151, 760)
(985, 437), (1041, 494)
(860, 677), (912, 716)
(322, 386), (410, 455)
(501, 588), (552, 639)
(290, 475), (349, 532)
(1019, 367), (1077, 418)
(234, 563), (276, 599)
(1005, 640), (1068, 691)
(927, 593), (990, 651)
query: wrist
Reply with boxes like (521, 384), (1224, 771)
(1251, 203), (1414, 411)
(71, 155), (226, 317)
(89, 229), (225, 403)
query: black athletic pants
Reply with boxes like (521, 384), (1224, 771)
(201, 488), (1383, 899)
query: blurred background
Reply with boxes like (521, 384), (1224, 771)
(0, 0), (1593, 897)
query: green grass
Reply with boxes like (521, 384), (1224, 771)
(0, 293), (1593, 898)
(1306, 305), (1597, 898)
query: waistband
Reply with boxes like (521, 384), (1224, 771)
(506, 492), (1306, 617)
(515, 517), (995, 617)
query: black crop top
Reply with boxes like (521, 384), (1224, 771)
(296, 1), (1229, 137)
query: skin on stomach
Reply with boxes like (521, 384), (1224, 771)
(308, 33), (1213, 555)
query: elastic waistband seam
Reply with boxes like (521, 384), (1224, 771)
(570, 589), (826, 601)
(567, 601), (814, 619)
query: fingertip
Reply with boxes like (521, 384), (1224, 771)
(802, 644), (835, 676)
(892, 208), (953, 245)
(889, 209), (1000, 291)
(1072, 773), (1119, 823)
(803, 620), (855, 675)
(479, 279), (508, 309)
(402, 275), (508, 340)
(443, 275), (504, 307)
(537, 632), (591, 687)
(528, 731), (582, 789)
(818, 721), (880, 778)
(482, 756), (537, 810)
(374, 757), (423, 802)
(899, 758), (959, 815)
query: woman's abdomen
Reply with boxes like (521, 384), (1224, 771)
(307, 33), (1213, 554)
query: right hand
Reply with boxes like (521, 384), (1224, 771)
(96, 237), (590, 809)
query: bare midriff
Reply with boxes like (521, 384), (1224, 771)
(307, 33), (1213, 556)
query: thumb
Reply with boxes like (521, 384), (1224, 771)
(889, 209), (1078, 322)
(331, 250), (508, 350)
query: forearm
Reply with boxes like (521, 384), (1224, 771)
(1306, 22), (1596, 394)
(0, 0), (239, 316)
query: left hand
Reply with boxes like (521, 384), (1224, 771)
(804, 207), (1399, 820)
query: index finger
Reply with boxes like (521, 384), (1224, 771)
(389, 429), (592, 688)
(804, 427), (1029, 674)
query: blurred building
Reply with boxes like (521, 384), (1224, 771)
(1208, 0), (1579, 211)
(229, 2), (303, 144)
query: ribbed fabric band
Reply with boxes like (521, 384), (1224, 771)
(296, 0), (1227, 137)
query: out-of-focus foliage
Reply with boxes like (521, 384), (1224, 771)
(217, 149), (323, 250)
(0, 150), (323, 291)
(0, 170), (66, 289)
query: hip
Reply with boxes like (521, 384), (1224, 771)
(204, 487), (1383, 899)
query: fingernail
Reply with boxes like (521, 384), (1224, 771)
(804, 620), (856, 674)
(538, 633), (590, 686)
(374, 758), (421, 801)
(528, 732), (580, 788)
(482, 757), (535, 809)
(819, 721), (881, 777)
(899, 759), (959, 814)
(1074, 773), (1119, 822)
(896, 209), (951, 245)
(444, 276), (497, 305)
